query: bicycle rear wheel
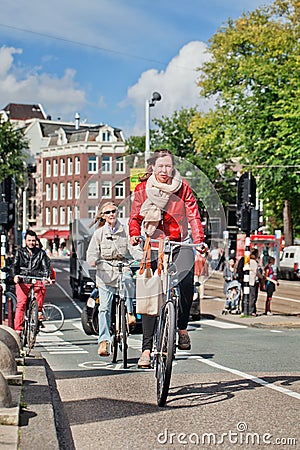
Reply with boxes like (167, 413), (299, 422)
(110, 298), (118, 363)
(41, 304), (64, 333)
(27, 299), (39, 354)
(156, 301), (176, 407)
(120, 300), (128, 369)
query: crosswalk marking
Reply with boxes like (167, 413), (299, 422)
(199, 319), (247, 329)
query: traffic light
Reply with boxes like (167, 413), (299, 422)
(237, 172), (256, 209)
(0, 176), (16, 231)
(240, 207), (251, 233)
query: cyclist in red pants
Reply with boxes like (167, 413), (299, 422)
(11, 230), (51, 335)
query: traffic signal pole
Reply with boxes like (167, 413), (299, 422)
(243, 236), (251, 315)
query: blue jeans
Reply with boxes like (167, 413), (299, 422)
(98, 281), (134, 343)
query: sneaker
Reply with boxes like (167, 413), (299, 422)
(137, 353), (151, 368)
(178, 333), (191, 350)
(98, 341), (110, 357)
(127, 313), (136, 327)
(267, 311), (273, 316)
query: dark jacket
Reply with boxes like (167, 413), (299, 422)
(11, 246), (51, 279)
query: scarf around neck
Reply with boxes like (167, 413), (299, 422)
(140, 169), (182, 236)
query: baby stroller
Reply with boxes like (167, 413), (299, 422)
(222, 280), (241, 315)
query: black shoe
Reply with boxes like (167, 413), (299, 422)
(178, 333), (191, 350)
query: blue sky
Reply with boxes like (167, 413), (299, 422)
(0, 0), (272, 138)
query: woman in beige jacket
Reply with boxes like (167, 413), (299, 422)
(87, 202), (135, 356)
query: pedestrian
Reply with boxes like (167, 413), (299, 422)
(223, 256), (237, 294)
(11, 230), (51, 335)
(54, 235), (60, 254)
(264, 256), (279, 315)
(87, 202), (136, 357)
(129, 148), (207, 368)
(210, 245), (220, 271)
(249, 249), (259, 316)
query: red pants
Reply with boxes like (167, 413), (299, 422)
(14, 282), (46, 332)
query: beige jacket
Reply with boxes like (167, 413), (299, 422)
(87, 220), (130, 287)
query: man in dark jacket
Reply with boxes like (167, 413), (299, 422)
(12, 230), (51, 334)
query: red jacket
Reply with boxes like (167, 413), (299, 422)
(129, 179), (204, 243)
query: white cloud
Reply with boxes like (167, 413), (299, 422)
(0, 45), (87, 119)
(124, 41), (215, 136)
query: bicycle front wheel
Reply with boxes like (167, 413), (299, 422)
(156, 301), (176, 407)
(120, 300), (128, 369)
(110, 298), (118, 363)
(41, 304), (64, 333)
(27, 299), (39, 353)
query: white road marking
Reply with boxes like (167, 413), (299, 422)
(37, 333), (88, 354)
(195, 356), (300, 400)
(55, 282), (83, 313)
(200, 319), (247, 329)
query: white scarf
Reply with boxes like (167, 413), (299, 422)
(140, 169), (182, 236)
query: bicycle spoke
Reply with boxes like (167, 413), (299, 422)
(41, 304), (64, 333)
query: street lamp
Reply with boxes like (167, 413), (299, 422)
(145, 91), (162, 166)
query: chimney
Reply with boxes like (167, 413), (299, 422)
(75, 112), (80, 130)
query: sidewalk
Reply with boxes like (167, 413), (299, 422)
(200, 296), (300, 329)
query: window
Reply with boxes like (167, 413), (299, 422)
(53, 183), (58, 201)
(46, 160), (51, 177)
(60, 182), (65, 200)
(60, 159), (65, 176)
(60, 207), (65, 225)
(67, 181), (73, 200)
(118, 205), (125, 219)
(116, 157), (125, 173)
(102, 181), (112, 198)
(88, 156), (97, 173)
(115, 181), (125, 198)
(67, 157), (73, 175)
(74, 205), (80, 219)
(88, 180), (98, 198)
(102, 155), (112, 173)
(75, 156), (80, 174)
(45, 184), (51, 201)
(88, 205), (97, 219)
(45, 207), (51, 225)
(53, 207), (58, 225)
(67, 206), (73, 223)
(53, 160), (58, 176)
(102, 130), (111, 142)
(75, 181), (80, 199)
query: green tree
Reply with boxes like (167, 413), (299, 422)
(0, 118), (28, 182)
(192, 0), (300, 243)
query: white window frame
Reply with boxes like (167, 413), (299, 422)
(67, 157), (73, 175)
(75, 181), (80, 199)
(75, 156), (80, 174)
(53, 159), (58, 177)
(88, 156), (98, 173)
(45, 207), (51, 225)
(101, 181), (112, 198)
(46, 160), (51, 177)
(60, 206), (65, 225)
(53, 183), (58, 201)
(116, 157), (125, 174)
(53, 206), (58, 225)
(115, 181), (125, 199)
(87, 180), (98, 198)
(118, 205), (125, 219)
(60, 182), (65, 200)
(60, 158), (65, 176)
(67, 206), (73, 223)
(102, 156), (112, 173)
(88, 205), (97, 219)
(45, 184), (51, 201)
(67, 181), (73, 200)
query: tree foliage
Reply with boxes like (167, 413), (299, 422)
(0, 118), (28, 183)
(192, 0), (300, 238)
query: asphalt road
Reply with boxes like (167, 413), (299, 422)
(35, 259), (300, 449)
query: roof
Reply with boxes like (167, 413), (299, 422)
(3, 103), (47, 120)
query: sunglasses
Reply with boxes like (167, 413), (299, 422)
(103, 209), (117, 215)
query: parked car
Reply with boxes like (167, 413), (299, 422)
(279, 245), (300, 280)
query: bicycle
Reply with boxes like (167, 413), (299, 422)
(95, 259), (137, 369)
(140, 237), (205, 407)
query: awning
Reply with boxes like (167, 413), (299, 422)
(39, 229), (70, 240)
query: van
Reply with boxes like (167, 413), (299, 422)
(279, 246), (300, 280)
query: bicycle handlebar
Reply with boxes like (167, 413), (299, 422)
(136, 236), (208, 253)
(95, 259), (139, 268)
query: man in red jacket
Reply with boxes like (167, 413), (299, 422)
(129, 149), (206, 367)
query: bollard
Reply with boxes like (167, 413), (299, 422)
(0, 325), (21, 358)
(0, 370), (12, 408)
(7, 294), (14, 329)
(0, 341), (17, 376)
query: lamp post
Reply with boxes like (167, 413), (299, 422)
(145, 91), (162, 167)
